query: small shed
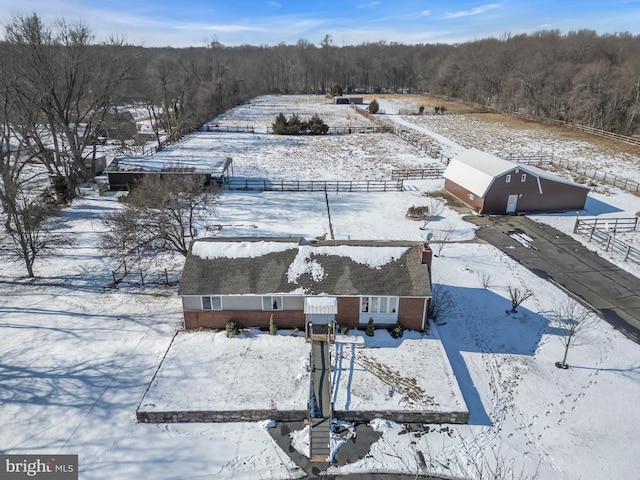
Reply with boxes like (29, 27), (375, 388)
(334, 97), (364, 105)
(443, 149), (589, 214)
(106, 155), (232, 190)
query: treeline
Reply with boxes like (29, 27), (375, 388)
(123, 30), (640, 136)
(2, 19), (639, 147)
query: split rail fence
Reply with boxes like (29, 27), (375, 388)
(200, 125), (393, 135)
(391, 168), (445, 180)
(552, 159), (640, 193)
(573, 217), (640, 264)
(224, 179), (404, 192)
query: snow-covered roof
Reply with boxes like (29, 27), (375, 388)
(303, 296), (338, 314)
(106, 155), (232, 175)
(443, 148), (589, 197)
(180, 238), (430, 297)
(443, 148), (517, 197)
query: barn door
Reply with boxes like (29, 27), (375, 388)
(506, 194), (518, 213)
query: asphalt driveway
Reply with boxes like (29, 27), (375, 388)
(465, 215), (640, 344)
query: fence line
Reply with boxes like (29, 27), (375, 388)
(201, 124), (256, 133)
(200, 125), (394, 135)
(551, 158), (640, 193)
(224, 179), (404, 192)
(393, 128), (452, 165)
(574, 217), (639, 234)
(391, 168), (445, 180)
(507, 154), (554, 166)
(398, 109), (455, 116)
(573, 217), (640, 264)
(429, 94), (640, 147)
(508, 112), (640, 147)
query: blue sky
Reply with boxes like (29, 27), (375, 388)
(1, 1), (639, 47)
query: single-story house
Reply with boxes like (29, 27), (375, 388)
(443, 148), (589, 214)
(105, 155), (232, 190)
(178, 238), (433, 333)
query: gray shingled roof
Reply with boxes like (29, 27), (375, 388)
(179, 238), (431, 297)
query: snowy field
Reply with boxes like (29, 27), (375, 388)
(331, 330), (466, 414)
(140, 330), (311, 413)
(1, 94), (639, 479)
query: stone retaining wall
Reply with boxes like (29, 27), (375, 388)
(136, 409), (307, 423)
(137, 409), (469, 425)
(335, 410), (469, 425)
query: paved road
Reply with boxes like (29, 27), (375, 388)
(465, 215), (640, 343)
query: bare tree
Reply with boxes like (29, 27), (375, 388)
(101, 172), (218, 264)
(418, 194), (446, 230)
(0, 60), (72, 277)
(3, 14), (135, 199)
(552, 298), (595, 369)
(427, 281), (453, 323)
(431, 220), (456, 257)
(478, 271), (495, 289)
(3, 190), (72, 278)
(507, 286), (533, 314)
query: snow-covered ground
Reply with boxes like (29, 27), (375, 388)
(1, 95), (639, 479)
(140, 330), (311, 413)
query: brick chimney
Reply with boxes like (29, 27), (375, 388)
(418, 243), (433, 279)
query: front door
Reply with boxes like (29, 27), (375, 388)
(506, 194), (518, 214)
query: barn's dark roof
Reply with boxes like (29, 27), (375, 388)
(179, 238), (431, 298)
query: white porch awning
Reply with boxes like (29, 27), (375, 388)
(304, 296), (338, 315)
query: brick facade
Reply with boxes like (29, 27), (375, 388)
(398, 297), (428, 331)
(335, 297), (360, 328)
(184, 295), (430, 331)
(183, 310), (305, 330)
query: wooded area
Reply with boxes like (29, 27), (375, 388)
(121, 30), (640, 137)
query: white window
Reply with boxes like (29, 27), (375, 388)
(361, 296), (369, 312)
(505, 174), (511, 183)
(360, 296), (398, 314)
(202, 296), (222, 310)
(262, 295), (283, 310)
(468, 193), (475, 201)
(521, 174), (527, 182)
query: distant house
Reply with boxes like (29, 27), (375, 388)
(178, 238), (433, 334)
(97, 108), (138, 140)
(105, 155), (232, 190)
(443, 148), (589, 214)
